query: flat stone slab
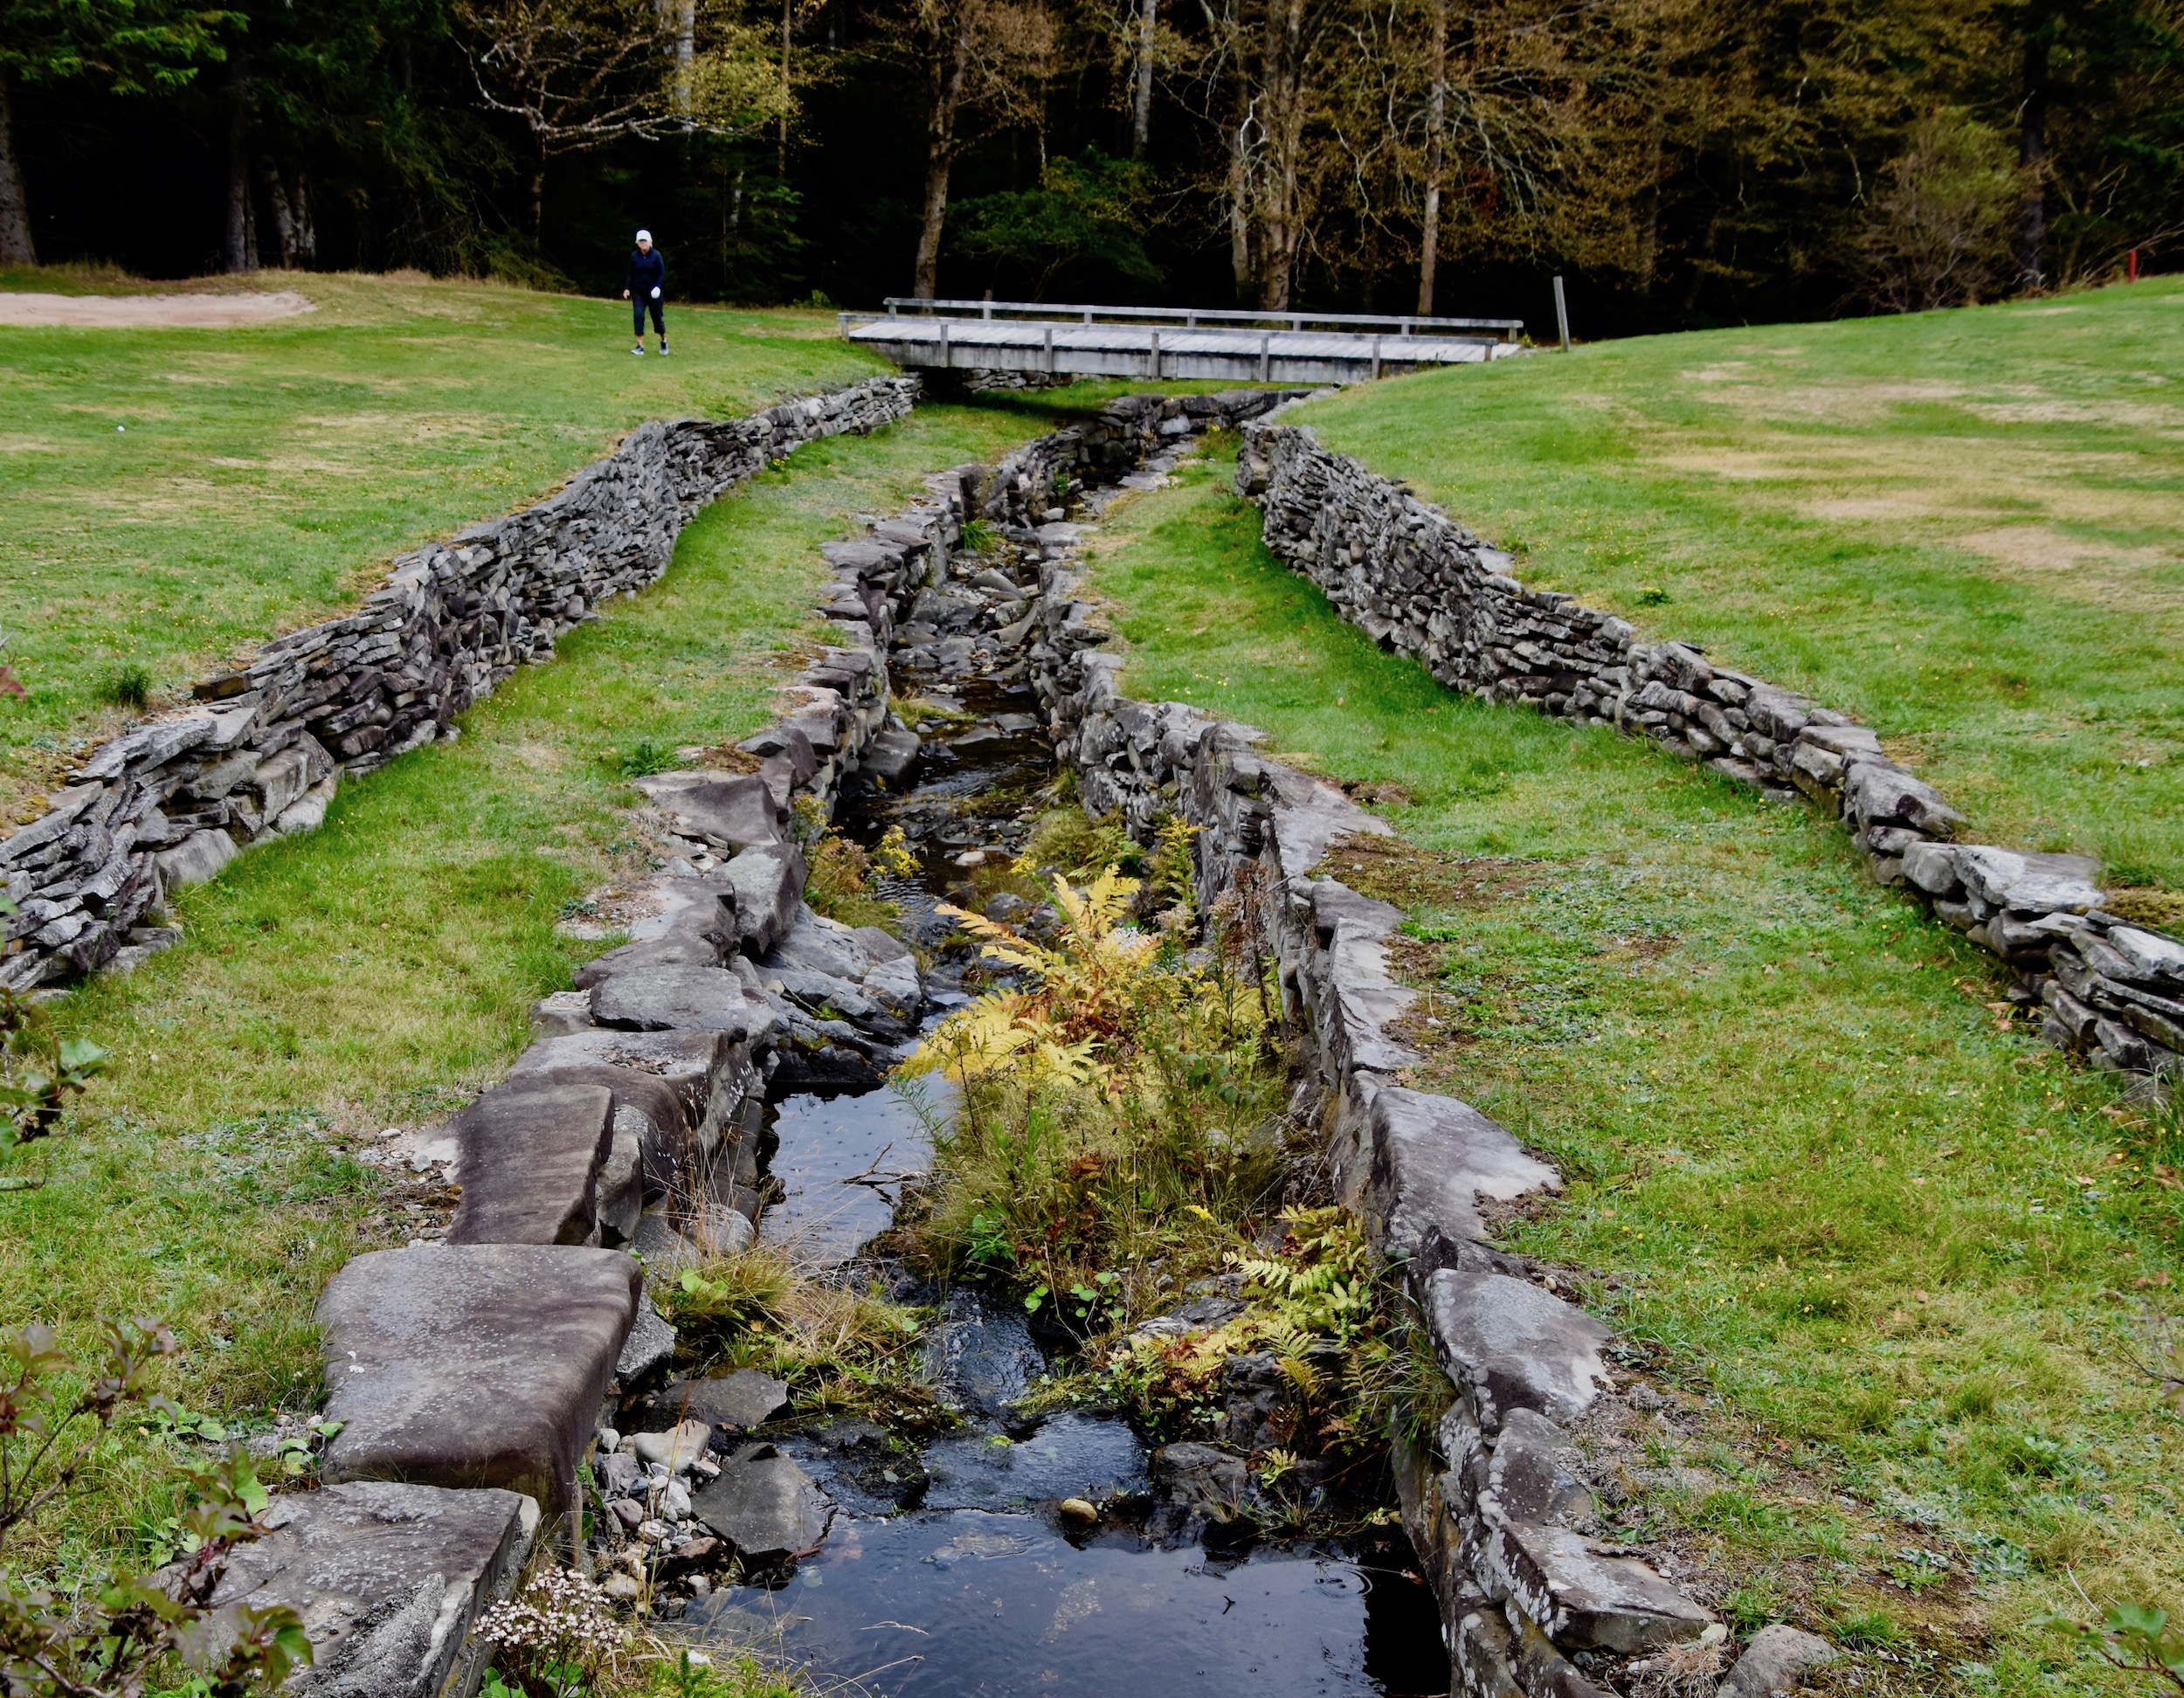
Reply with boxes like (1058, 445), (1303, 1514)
(1489, 1522), (1714, 1653)
(692, 1442), (833, 1563)
(498, 1060), (690, 1198)
(446, 1082), (614, 1246)
(1365, 1086), (1559, 1262)
(208, 1481), (536, 1698)
(589, 963), (777, 1041)
(1422, 1268), (1614, 1433)
(634, 771), (788, 851)
(723, 845), (805, 956)
(319, 1245), (640, 1513)
(616, 1294), (676, 1385)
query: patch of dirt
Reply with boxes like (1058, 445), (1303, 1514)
(1313, 832), (1545, 914)
(0, 290), (314, 328)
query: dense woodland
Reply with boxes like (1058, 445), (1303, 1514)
(0, 0), (2180, 333)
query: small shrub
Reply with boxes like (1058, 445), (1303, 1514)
(804, 832), (901, 934)
(1831, 1607), (1902, 1649)
(94, 662), (153, 711)
(1943, 1370), (2002, 1424)
(1013, 805), (1140, 882)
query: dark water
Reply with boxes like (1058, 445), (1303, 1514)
(728, 662), (1448, 1697)
(686, 1511), (1450, 1698)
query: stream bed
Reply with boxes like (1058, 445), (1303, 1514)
(677, 543), (1448, 1696)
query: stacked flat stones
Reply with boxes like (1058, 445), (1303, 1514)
(1235, 413), (2182, 1084)
(0, 378), (917, 995)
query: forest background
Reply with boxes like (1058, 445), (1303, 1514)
(1, 0), (2181, 339)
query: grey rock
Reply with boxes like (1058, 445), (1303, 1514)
(1717, 1625), (1837, 1696)
(205, 1482), (536, 1698)
(634, 772), (787, 852)
(859, 726), (920, 783)
(446, 1082), (615, 1246)
(273, 777), (338, 837)
(573, 935), (720, 989)
(764, 904), (874, 981)
(1365, 1087), (1559, 1263)
(318, 1243), (641, 1512)
(692, 1442), (833, 1563)
(2106, 925), (2184, 984)
(589, 963), (776, 1040)
(722, 844), (805, 956)
(615, 1294), (676, 1385)
(631, 1419), (711, 1472)
(1422, 1268), (1614, 1433)
(155, 827), (237, 894)
(598, 1451), (642, 1497)
(1953, 846), (2105, 915)
(924, 1293), (1044, 1416)
(1483, 1407), (1596, 1530)
(629, 1368), (791, 1439)
(1151, 1442), (1249, 1522)
(529, 990), (593, 1037)
(1489, 1521), (1714, 1652)
(595, 1108), (647, 1244)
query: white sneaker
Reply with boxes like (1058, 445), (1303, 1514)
(659, 342), (671, 356)
(632, 343), (645, 355)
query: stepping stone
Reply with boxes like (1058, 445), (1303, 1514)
(446, 1082), (614, 1246)
(208, 1481), (536, 1698)
(589, 963), (776, 1041)
(501, 1056), (691, 1198)
(318, 1244), (640, 1513)
(722, 844), (805, 956)
(859, 725), (920, 783)
(511, 1026), (754, 1160)
(691, 1443), (832, 1563)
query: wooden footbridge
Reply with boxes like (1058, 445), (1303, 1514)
(839, 298), (1526, 385)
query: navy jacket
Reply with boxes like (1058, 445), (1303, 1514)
(625, 247), (666, 297)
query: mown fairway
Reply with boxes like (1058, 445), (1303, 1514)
(1301, 280), (2184, 900)
(0, 273), (884, 819)
(1084, 443), (2182, 1698)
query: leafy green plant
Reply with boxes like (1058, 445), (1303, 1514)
(0, 1320), (312, 1698)
(617, 739), (677, 778)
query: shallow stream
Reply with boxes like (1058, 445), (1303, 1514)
(690, 556), (1448, 1696)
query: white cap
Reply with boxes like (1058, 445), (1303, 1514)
(635, 229), (653, 243)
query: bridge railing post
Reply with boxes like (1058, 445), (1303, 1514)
(938, 320), (950, 368)
(1149, 328), (1161, 379)
(1044, 324), (1054, 374)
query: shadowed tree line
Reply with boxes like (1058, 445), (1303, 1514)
(1, 0), (2181, 330)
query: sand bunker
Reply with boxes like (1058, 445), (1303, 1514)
(0, 290), (314, 328)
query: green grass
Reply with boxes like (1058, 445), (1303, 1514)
(1297, 280), (2184, 897)
(0, 270), (886, 820)
(0, 392), (1094, 1570)
(1082, 443), (2184, 1696)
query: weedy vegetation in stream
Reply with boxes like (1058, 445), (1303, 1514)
(800, 832), (904, 935)
(655, 1243), (944, 1432)
(899, 862), (1289, 1325)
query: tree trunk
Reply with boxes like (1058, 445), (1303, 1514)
(293, 169), (316, 264)
(912, 7), (972, 300)
(1131, 0), (1156, 156)
(261, 160), (306, 266)
(222, 54), (256, 273)
(0, 72), (36, 266)
(2016, 30), (2049, 291)
(1415, 0), (1446, 315)
(778, 0), (791, 172)
(530, 132), (548, 241)
(1254, 0), (1304, 311)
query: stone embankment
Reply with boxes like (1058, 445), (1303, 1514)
(0, 377), (918, 994)
(1234, 415), (2184, 1086)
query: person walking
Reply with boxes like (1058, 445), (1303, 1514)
(623, 229), (667, 355)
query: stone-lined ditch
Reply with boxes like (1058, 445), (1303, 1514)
(202, 390), (1828, 1698)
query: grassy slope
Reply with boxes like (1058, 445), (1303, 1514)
(0, 272), (885, 818)
(1298, 281), (2184, 895)
(1082, 445), (2182, 1698)
(2, 394), (1093, 1567)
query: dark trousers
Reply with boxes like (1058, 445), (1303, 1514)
(632, 296), (665, 337)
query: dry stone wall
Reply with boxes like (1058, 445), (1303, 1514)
(0, 376), (918, 994)
(1234, 414), (2184, 1086)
